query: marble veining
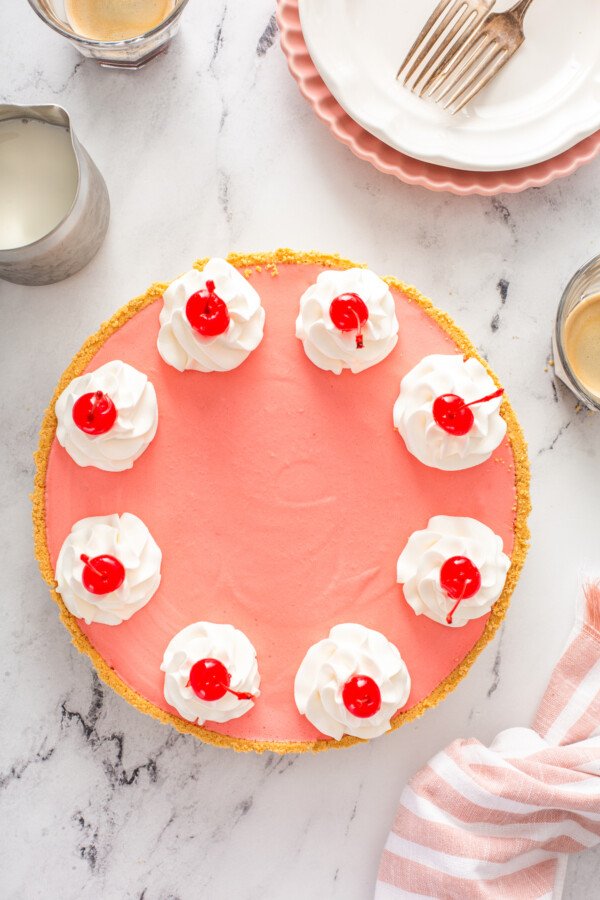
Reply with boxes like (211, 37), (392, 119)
(1, 1), (600, 897)
(256, 14), (279, 58)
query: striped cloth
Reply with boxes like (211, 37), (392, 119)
(376, 583), (600, 899)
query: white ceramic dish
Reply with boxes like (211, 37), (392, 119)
(299, 0), (600, 172)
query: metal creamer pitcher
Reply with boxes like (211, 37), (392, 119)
(0, 104), (110, 286)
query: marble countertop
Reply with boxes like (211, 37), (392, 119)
(2, 2), (600, 898)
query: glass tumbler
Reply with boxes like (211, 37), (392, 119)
(553, 253), (600, 411)
(27, 0), (190, 68)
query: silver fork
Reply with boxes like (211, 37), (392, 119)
(397, 0), (496, 94)
(426, 0), (536, 113)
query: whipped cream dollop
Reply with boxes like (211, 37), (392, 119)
(295, 268), (399, 374)
(56, 513), (162, 626)
(55, 360), (158, 472)
(397, 515), (511, 628)
(393, 354), (507, 470)
(161, 622), (260, 725)
(157, 258), (265, 373)
(294, 624), (411, 740)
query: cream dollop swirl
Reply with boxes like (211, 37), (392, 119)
(55, 513), (162, 626)
(157, 258), (265, 373)
(294, 624), (411, 740)
(393, 354), (507, 470)
(397, 515), (511, 628)
(295, 268), (399, 374)
(55, 360), (158, 472)
(161, 622), (260, 724)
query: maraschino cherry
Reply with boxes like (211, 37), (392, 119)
(72, 390), (117, 436)
(342, 674), (382, 718)
(188, 658), (255, 702)
(433, 387), (504, 436)
(440, 556), (481, 624)
(186, 280), (230, 337)
(80, 553), (125, 595)
(329, 293), (369, 349)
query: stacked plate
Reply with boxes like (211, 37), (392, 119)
(278, 0), (600, 195)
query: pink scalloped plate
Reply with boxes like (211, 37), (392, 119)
(277, 0), (600, 196)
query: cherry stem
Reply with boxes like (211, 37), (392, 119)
(462, 387), (504, 410)
(186, 677), (255, 702)
(445, 579), (470, 625)
(225, 687), (255, 701)
(86, 390), (104, 423)
(201, 280), (217, 315)
(351, 308), (364, 350)
(80, 553), (104, 579)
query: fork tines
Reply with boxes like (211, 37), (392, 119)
(397, 0), (494, 98)
(433, 29), (510, 112)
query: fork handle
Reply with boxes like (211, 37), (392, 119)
(510, 0), (536, 22)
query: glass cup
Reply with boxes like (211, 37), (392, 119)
(553, 253), (600, 411)
(27, 0), (190, 69)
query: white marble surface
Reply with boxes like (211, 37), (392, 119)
(1, 2), (600, 898)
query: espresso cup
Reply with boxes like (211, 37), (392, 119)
(553, 253), (600, 411)
(27, 0), (190, 69)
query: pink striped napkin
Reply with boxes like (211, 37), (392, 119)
(376, 584), (600, 899)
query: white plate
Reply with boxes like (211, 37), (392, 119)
(299, 0), (600, 172)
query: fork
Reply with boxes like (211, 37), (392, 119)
(426, 0), (536, 113)
(397, 0), (496, 94)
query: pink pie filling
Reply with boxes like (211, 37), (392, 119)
(45, 263), (516, 744)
